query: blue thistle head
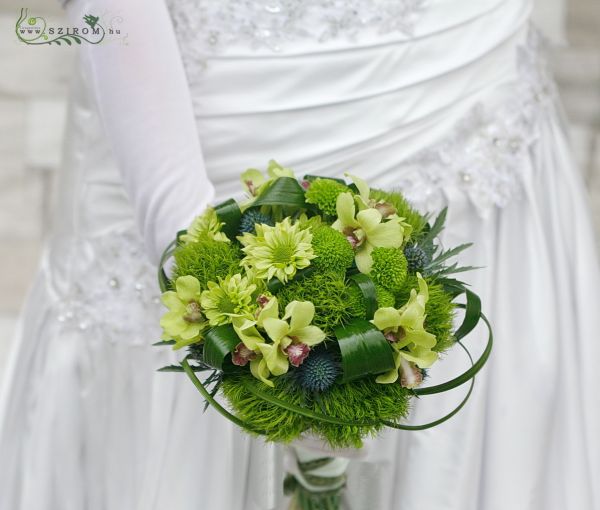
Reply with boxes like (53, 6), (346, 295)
(238, 209), (274, 234)
(403, 244), (430, 273)
(295, 350), (340, 393)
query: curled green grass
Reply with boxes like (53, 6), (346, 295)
(221, 372), (410, 448)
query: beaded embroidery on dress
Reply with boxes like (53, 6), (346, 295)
(52, 230), (162, 343)
(395, 28), (556, 216)
(168, 0), (428, 53)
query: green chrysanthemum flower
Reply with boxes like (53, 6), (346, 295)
(200, 274), (257, 326)
(305, 178), (350, 216)
(238, 218), (316, 283)
(370, 247), (408, 292)
(311, 226), (354, 272)
(180, 208), (229, 244)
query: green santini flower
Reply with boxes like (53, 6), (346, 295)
(238, 217), (316, 283)
(180, 208), (230, 244)
(371, 273), (438, 386)
(200, 274), (257, 326)
(160, 275), (207, 350)
(305, 178), (350, 216)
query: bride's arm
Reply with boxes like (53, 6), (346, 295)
(63, 0), (214, 263)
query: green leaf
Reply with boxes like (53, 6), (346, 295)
(203, 324), (240, 370)
(349, 273), (377, 320)
(303, 174), (347, 185)
(157, 237), (178, 292)
(428, 243), (472, 266)
(214, 198), (243, 240)
(153, 340), (175, 346)
(251, 176), (306, 209)
(182, 359), (266, 434)
(63, 37), (72, 45)
(454, 289), (481, 341)
(334, 319), (396, 383)
(383, 341), (476, 430)
(420, 207), (447, 246)
(414, 307), (492, 396)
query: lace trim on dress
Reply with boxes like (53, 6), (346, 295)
(167, 0), (428, 54)
(394, 28), (557, 216)
(53, 230), (162, 343)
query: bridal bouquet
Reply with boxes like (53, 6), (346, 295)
(156, 161), (492, 451)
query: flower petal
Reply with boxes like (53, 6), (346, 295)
(284, 300), (315, 331)
(356, 208), (382, 234)
(161, 291), (184, 311)
(257, 342), (289, 376)
(365, 219), (404, 248)
(355, 243), (375, 273)
(293, 326), (326, 346)
(263, 318), (290, 343)
(335, 192), (357, 229)
(372, 307), (402, 331)
(250, 357), (274, 387)
(175, 275), (201, 302)
(399, 346), (438, 368)
(232, 317), (264, 351)
(346, 173), (370, 205)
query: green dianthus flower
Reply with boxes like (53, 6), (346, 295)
(370, 247), (408, 292)
(201, 274), (257, 326)
(311, 226), (354, 273)
(305, 178), (350, 216)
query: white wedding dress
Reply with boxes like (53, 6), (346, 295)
(1, 0), (599, 509)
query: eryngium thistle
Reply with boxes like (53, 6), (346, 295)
(403, 244), (430, 273)
(238, 209), (274, 234)
(296, 350), (340, 392)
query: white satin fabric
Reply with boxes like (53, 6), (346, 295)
(0, 0), (598, 509)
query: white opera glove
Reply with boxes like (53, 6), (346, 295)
(64, 0), (215, 263)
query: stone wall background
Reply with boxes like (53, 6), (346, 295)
(0, 1), (599, 378)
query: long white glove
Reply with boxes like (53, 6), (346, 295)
(64, 0), (215, 263)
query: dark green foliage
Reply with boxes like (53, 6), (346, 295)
(173, 239), (242, 287)
(396, 276), (456, 353)
(369, 188), (427, 236)
(404, 243), (430, 273)
(370, 247), (408, 292)
(311, 226), (355, 273)
(276, 271), (363, 333)
(221, 372), (410, 448)
(305, 178), (350, 216)
(238, 209), (274, 234)
(295, 350), (340, 392)
(346, 284), (395, 317)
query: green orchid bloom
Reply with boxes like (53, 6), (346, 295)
(371, 273), (438, 385)
(260, 300), (326, 376)
(236, 299), (326, 386)
(200, 274), (257, 326)
(332, 192), (407, 273)
(180, 208), (230, 244)
(160, 275), (207, 350)
(241, 160), (295, 199)
(238, 217), (316, 283)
